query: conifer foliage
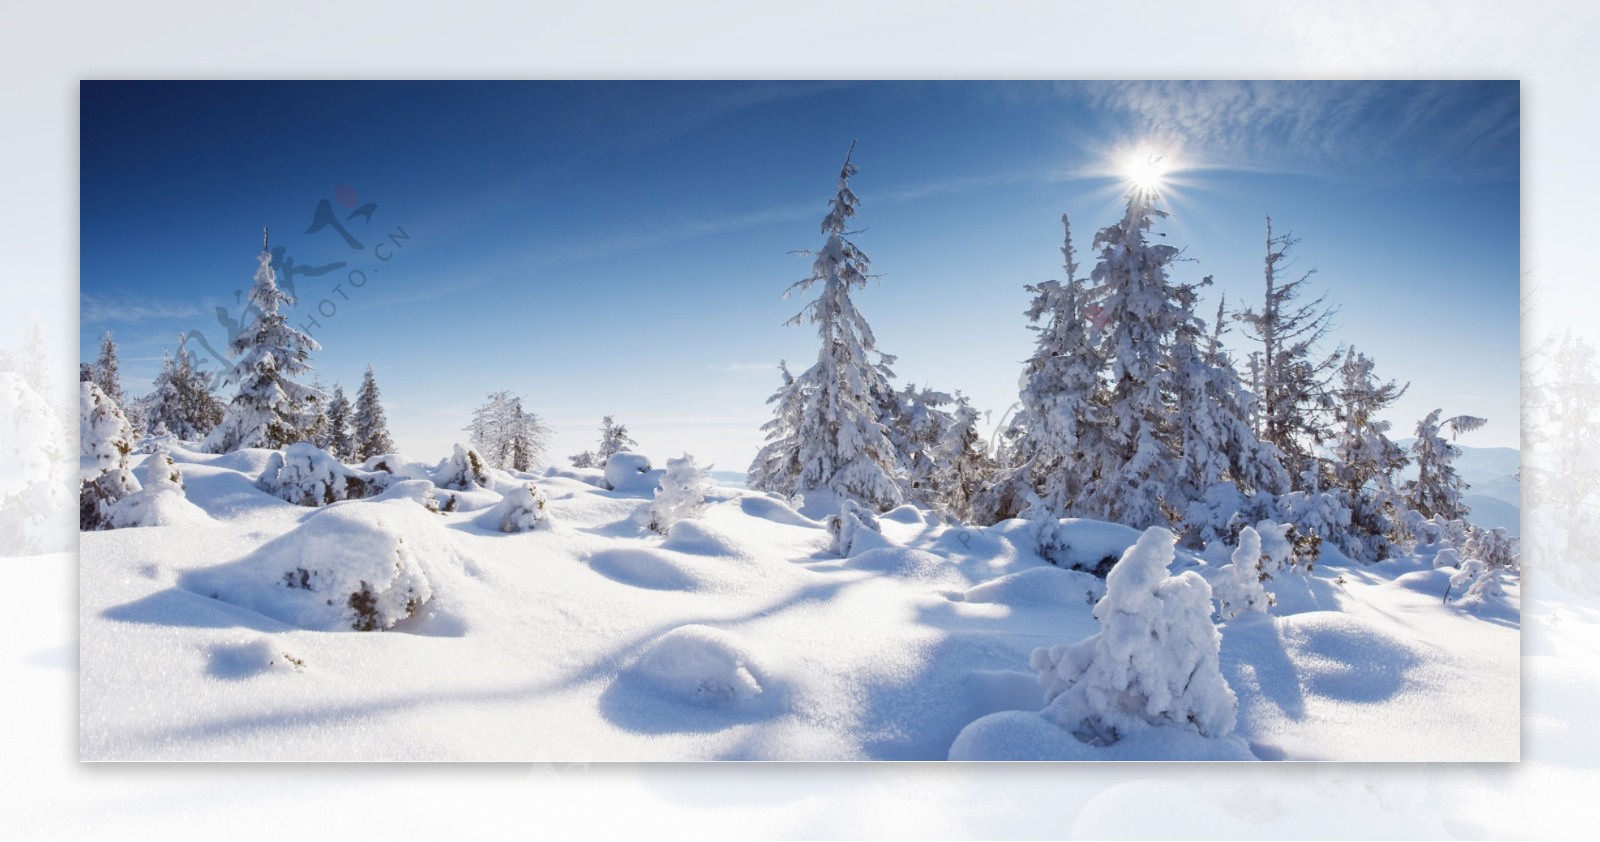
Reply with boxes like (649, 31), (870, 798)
(752, 142), (902, 511)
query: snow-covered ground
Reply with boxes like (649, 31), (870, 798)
(79, 446), (1518, 761)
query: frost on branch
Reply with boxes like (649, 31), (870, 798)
(1029, 526), (1237, 745)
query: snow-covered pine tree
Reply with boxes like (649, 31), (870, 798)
(776, 142), (902, 511)
(895, 382), (958, 507)
(79, 380), (140, 530)
(1404, 409), (1486, 521)
(469, 391), (552, 472)
(325, 384), (355, 460)
(1172, 291), (1290, 546)
(568, 450), (598, 469)
(202, 233), (323, 453)
(303, 376), (332, 451)
(1076, 184), (1189, 528)
(353, 365), (395, 460)
(1232, 217), (1341, 489)
(930, 392), (993, 523)
(1013, 213), (1109, 529)
(145, 337), (225, 441)
(747, 360), (806, 494)
(649, 452), (714, 534)
(1328, 347), (1410, 560)
(595, 415), (639, 465)
(92, 330), (124, 409)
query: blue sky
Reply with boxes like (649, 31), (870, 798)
(79, 81), (1520, 468)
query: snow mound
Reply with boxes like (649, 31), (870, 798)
(737, 494), (819, 527)
(367, 478), (442, 513)
(587, 547), (699, 591)
(603, 452), (656, 492)
(1035, 518), (1144, 574)
(845, 547), (965, 587)
(204, 638), (305, 680)
(181, 499), (466, 633)
(261, 442), (392, 507)
(659, 519), (743, 557)
(629, 624), (766, 706)
(108, 487), (211, 528)
(962, 566), (1104, 608)
(949, 710), (1255, 761)
(881, 504), (924, 524)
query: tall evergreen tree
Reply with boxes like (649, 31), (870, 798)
(773, 142), (902, 510)
(203, 232), (322, 452)
(1233, 217), (1340, 488)
(1076, 184), (1190, 528)
(469, 391), (551, 472)
(353, 365), (395, 460)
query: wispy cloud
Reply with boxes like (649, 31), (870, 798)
(1052, 81), (1518, 183)
(81, 293), (204, 325)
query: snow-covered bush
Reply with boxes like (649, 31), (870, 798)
(80, 381), (141, 531)
(649, 453), (713, 535)
(105, 448), (210, 528)
(1213, 525), (1273, 620)
(830, 499), (882, 557)
(1273, 491), (1347, 568)
(1463, 524), (1518, 571)
(1252, 518), (1316, 576)
(1461, 563), (1508, 605)
(185, 500), (458, 632)
(1, 372), (68, 552)
(603, 451), (652, 492)
(1029, 526), (1237, 745)
(260, 442), (393, 507)
(1448, 558), (1486, 599)
(479, 481), (551, 533)
(435, 443), (489, 491)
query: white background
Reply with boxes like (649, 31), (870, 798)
(3, 1), (1595, 838)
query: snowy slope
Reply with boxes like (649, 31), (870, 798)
(79, 447), (1518, 761)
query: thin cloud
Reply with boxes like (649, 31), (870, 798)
(81, 293), (204, 325)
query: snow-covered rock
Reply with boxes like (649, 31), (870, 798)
(603, 451), (654, 492)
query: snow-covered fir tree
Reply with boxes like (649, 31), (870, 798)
(203, 233), (322, 453)
(568, 450), (598, 469)
(303, 376), (332, 451)
(766, 142), (902, 511)
(1404, 409), (1486, 521)
(649, 453), (714, 534)
(353, 365), (395, 460)
(1232, 217), (1340, 489)
(80, 380), (140, 530)
(747, 360), (806, 494)
(324, 384), (355, 460)
(929, 392), (993, 523)
(595, 415), (639, 465)
(145, 339), (225, 441)
(1328, 347), (1410, 560)
(468, 391), (551, 472)
(893, 382), (958, 506)
(92, 330), (125, 409)
(1076, 185), (1190, 528)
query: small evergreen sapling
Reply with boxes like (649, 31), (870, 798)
(650, 453), (714, 535)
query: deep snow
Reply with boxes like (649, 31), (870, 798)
(79, 446), (1518, 761)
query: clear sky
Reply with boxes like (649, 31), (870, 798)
(79, 81), (1520, 468)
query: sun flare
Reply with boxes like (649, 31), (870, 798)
(1122, 150), (1168, 193)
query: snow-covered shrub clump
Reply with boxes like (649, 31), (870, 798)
(649, 453), (713, 535)
(107, 448), (210, 528)
(1029, 526), (1237, 745)
(479, 481), (552, 533)
(603, 451), (653, 492)
(435, 444), (489, 491)
(80, 381), (141, 530)
(1, 372), (68, 552)
(1213, 525), (1273, 620)
(629, 624), (766, 706)
(260, 442), (392, 507)
(830, 499), (884, 557)
(184, 500), (460, 632)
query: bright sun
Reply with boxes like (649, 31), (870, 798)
(1123, 151), (1168, 192)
